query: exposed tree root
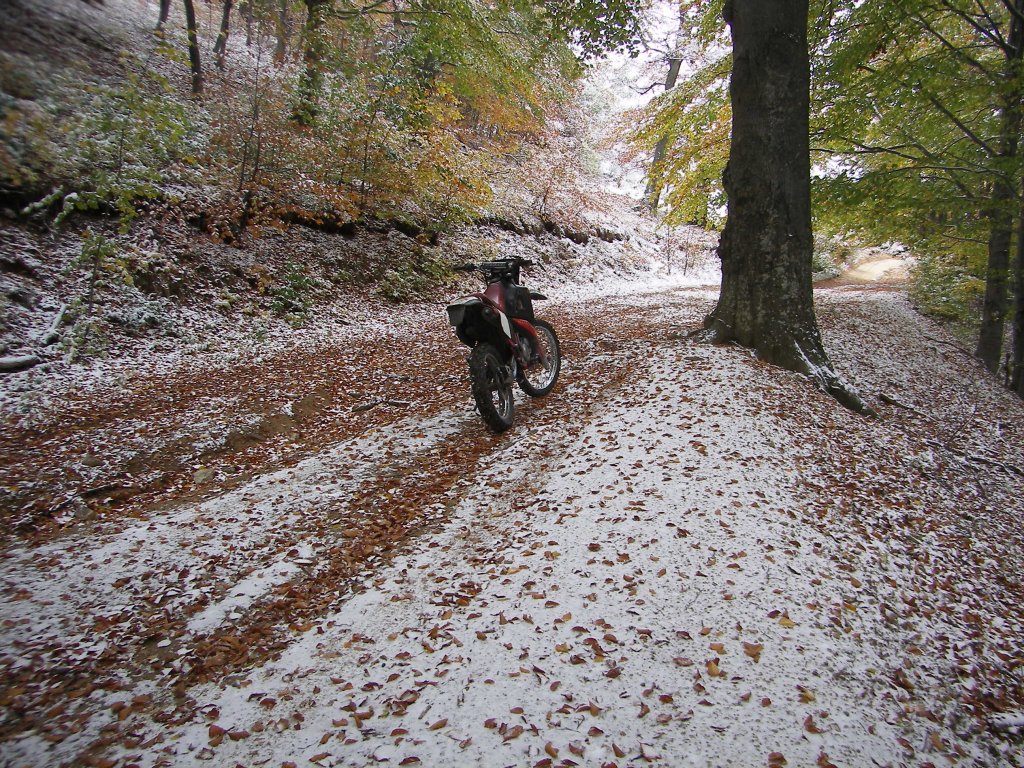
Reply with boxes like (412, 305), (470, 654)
(695, 321), (876, 416)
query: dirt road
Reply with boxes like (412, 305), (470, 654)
(2, 286), (1023, 768)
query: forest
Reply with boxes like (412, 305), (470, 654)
(1, 0), (1023, 399)
(1, 2), (1023, 768)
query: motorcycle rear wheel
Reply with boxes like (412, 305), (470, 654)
(517, 319), (560, 397)
(469, 343), (514, 432)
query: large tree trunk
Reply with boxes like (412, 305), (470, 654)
(701, 0), (871, 414)
(975, 0), (1024, 373)
(183, 0), (204, 94)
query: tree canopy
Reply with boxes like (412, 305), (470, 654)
(2, 0), (646, 239)
(626, 0), (1024, 397)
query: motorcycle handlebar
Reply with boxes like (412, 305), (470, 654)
(453, 257), (535, 272)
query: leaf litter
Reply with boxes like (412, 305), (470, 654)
(1, 282), (1023, 768)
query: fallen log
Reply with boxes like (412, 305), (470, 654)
(0, 354), (41, 373)
(39, 303), (67, 346)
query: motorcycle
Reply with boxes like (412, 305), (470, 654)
(446, 257), (561, 432)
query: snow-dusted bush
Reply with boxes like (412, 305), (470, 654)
(909, 251), (984, 324)
(37, 53), (205, 231)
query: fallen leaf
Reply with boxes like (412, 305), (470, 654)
(428, 719), (447, 731)
(804, 714), (823, 734)
(743, 642), (764, 663)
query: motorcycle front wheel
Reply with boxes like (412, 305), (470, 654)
(469, 343), (514, 432)
(517, 319), (561, 397)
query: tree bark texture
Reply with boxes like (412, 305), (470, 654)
(644, 56), (683, 212)
(702, 0), (871, 414)
(293, 0), (332, 124)
(183, 0), (204, 94)
(1012, 202), (1024, 397)
(273, 0), (292, 64)
(975, 0), (1024, 374)
(214, 0), (234, 69)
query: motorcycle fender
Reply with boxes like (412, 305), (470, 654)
(512, 317), (539, 343)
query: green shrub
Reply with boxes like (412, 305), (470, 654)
(376, 248), (452, 302)
(17, 48), (203, 232)
(812, 234), (853, 275)
(908, 252), (983, 324)
(270, 262), (322, 323)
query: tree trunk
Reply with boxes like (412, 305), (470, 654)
(240, 0), (253, 46)
(157, 0), (171, 29)
(273, 0), (291, 64)
(975, 0), (1024, 373)
(293, 0), (332, 124)
(644, 55), (683, 212)
(1012, 201), (1024, 397)
(183, 0), (204, 94)
(700, 0), (872, 414)
(214, 0), (234, 69)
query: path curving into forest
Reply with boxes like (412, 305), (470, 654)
(816, 249), (911, 289)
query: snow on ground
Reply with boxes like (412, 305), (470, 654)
(101, 343), (943, 768)
(3, 277), (1022, 768)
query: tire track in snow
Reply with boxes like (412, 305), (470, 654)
(0, 291), (713, 767)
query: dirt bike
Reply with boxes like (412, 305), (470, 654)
(446, 257), (561, 432)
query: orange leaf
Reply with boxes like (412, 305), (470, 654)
(804, 715), (823, 734)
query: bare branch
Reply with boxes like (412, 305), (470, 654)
(933, 0), (1008, 52)
(924, 90), (998, 157)
(910, 7), (1001, 79)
